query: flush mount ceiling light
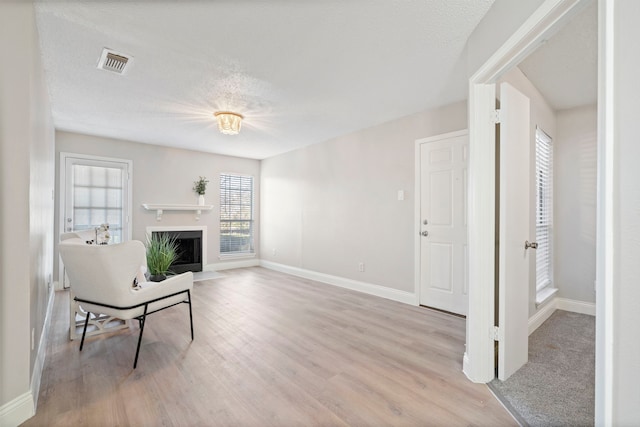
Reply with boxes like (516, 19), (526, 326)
(214, 111), (244, 135)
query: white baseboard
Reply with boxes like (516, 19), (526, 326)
(528, 298), (557, 335)
(1, 286), (56, 426)
(528, 296), (596, 335)
(0, 392), (34, 427)
(556, 297), (596, 316)
(30, 287), (55, 409)
(204, 259), (260, 271)
(260, 260), (418, 306)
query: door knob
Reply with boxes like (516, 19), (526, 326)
(524, 240), (538, 250)
(421, 231), (429, 237)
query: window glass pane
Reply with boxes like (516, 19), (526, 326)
(74, 187), (90, 207)
(90, 165), (107, 187)
(71, 163), (124, 234)
(73, 209), (90, 229)
(73, 165), (91, 186)
(535, 128), (553, 291)
(220, 173), (254, 254)
(107, 189), (122, 207)
(106, 168), (122, 187)
(91, 188), (107, 207)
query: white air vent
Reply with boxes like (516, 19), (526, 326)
(97, 48), (132, 74)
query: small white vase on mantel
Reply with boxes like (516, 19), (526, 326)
(198, 194), (205, 206)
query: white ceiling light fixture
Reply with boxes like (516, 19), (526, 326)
(214, 111), (244, 135)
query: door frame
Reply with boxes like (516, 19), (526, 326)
(414, 129), (468, 311)
(464, 0), (611, 424)
(58, 152), (133, 286)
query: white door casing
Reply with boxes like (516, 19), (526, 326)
(497, 82), (531, 381)
(416, 130), (469, 316)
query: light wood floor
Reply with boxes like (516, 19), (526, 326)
(24, 267), (516, 426)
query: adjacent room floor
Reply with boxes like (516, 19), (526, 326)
(490, 310), (596, 426)
(24, 267), (516, 426)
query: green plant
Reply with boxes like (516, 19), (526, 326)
(193, 176), (209, 195)
(146, 233), (179, 276)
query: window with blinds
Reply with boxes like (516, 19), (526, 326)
(535, 128), (553, 291)
(219, 173), (254, 255)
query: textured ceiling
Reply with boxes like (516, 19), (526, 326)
(519, 1), (597, 111)
(35, 0), (495, 159)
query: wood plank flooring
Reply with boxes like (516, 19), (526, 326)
(24, 267), (516, 426)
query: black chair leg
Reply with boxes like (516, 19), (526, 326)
(79, 311), (91, 351)
(187, 290), (194, 340)
(133, 304), (148, 369)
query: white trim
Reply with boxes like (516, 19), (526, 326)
(261, 260), (418, 306)
(466, 0), (588, 384)
(414, 129), (468, 308)
(218, 252), (256, 260)
(535, 286), (558, 306)
(528, 298), (557, 335)
(465, 82), (497, 383)
(528, 296), (596, 335)
(30, 286), (55, 410)
(557, 298), (596, 316)
(210, 258), (260, 271)
(596, 0), (614, 425)
(0, 392), (34, 427)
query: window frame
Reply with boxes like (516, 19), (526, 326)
(534, 127), (554, 297)
(219, 172), (255, 258)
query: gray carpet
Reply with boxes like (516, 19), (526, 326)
(489, 310), (595, 427)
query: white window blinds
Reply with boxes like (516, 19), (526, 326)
(72, 164), (124, 243)
(219, 173), (254, 255)
(535, 128), (553, 291)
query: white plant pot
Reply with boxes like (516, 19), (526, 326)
(198, 195), (205, 206)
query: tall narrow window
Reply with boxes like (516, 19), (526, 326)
(219, 173), (254, 256)
(535, 128), (553, 292)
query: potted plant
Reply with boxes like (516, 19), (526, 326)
(193, 176), (209, 205)
(145, 233), (179, 282)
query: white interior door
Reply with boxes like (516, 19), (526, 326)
(418, 131), (469, 315)
(497, 82), (531, 380)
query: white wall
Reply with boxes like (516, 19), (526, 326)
(555, 104), (597, 304)
(466, 0), (547, 77)
(55, 131), (261, 276)
(260, 102), (467, 295)
(0, 2), (55, 424)
(498, 66), (556, 317)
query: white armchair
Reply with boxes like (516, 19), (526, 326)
(59, 236), (194, 369)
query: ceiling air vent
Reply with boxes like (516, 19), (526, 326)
(97, 48), (132, 75)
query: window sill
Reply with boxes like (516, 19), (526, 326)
(219, 252), (256, 260)
(535, 287), (558, 307)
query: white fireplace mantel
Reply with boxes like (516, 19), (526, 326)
(142, 203), (213, 221)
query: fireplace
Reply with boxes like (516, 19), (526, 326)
(146, 226), (207, 274)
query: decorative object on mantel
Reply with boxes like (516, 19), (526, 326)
(214, 111), (244, 135)
(193, 176), (209, 205)
(145, 233), (179, 282)
(141, 203), (214, 221)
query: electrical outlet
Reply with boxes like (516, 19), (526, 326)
(358, 262), (365, 272)
(31, 328), (35, 351)
(272, 248), (277, 256)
